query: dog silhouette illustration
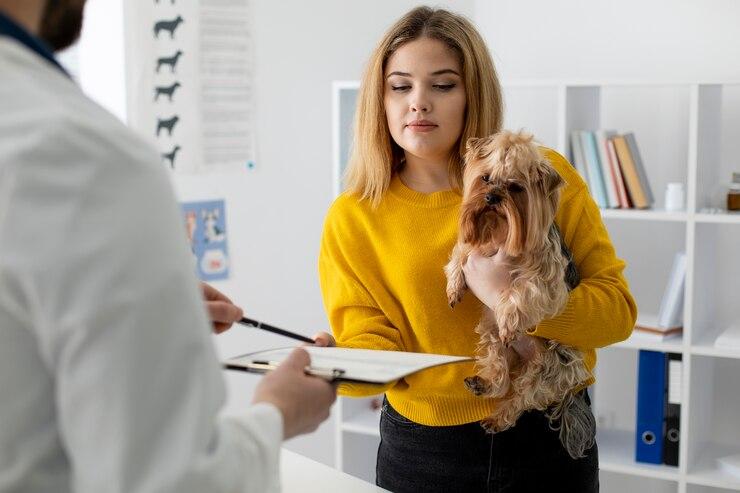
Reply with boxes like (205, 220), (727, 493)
(202, 209), (226, 243)
(153, 15), (184, 39)
(154, 81), (181, 101)
(156, 51), (183, 73)
(156, 115), (179, 137)
(161, 145), (181, 168)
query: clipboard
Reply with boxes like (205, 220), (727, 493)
(223, 346), (473, 384)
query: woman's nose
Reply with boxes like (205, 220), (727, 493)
(409, 89), (430, 113)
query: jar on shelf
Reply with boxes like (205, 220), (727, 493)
(729, 172), (740, 211)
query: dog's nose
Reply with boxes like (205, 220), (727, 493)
(485, 193), (501, 205)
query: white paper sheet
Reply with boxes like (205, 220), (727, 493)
(225, 347), (473, 384)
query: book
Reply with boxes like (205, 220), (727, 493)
(569, 131), (590, 184)
(657, 252), (687, 330)
(223, 346), (473, 384)
(624, 133), (655, 206)
(606, 137), (632, 208)
(613, 135), (650, 209)
(718, 453), (740, 479)
(633, 314), (682, 340)
(595, 130), (620, 208)
(581, 131), (609, 208)
(714, 323), (740, 349)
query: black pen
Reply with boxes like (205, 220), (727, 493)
(238, 317), (315, 344)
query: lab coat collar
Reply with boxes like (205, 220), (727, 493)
(0, 9), (69, 77)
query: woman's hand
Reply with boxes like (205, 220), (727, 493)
(462, 250), (512, 310)
(311, 331), (336, 347)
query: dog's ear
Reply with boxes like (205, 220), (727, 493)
(537, 160), (564, 195)
(465, 137), (484, 152)
(459, 203), (480, 245)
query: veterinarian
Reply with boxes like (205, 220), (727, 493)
(314, 6), (636, 492)
(0, 2), (335, 492)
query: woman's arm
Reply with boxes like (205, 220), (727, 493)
(528, 186), (637, 349)
(318, 202), (405, 352)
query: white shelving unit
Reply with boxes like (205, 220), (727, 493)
(331, 79), (740, 492)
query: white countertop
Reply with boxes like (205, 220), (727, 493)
(281, 449), (387, 492)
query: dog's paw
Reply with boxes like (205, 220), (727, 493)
(446, 281), (467, 308)
(447, 289), (464, 308)
(464, 375), (491, 396)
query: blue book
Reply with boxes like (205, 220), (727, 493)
(580, 131), (608, 208)
(635, 350), (667, 464)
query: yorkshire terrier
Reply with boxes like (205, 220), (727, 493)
(444, 130), (595, 459)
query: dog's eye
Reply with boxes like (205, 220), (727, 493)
(508, 182), (524, 193)
(481, 174), (490, 183)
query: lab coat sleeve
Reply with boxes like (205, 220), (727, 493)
(10, 114), (283, 493)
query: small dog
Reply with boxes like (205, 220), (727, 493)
(156, 115), (180, 137)
(445, 130), (595, 459)
(153, 15), (184, 39)
(161, 145), (181, 168)
(156, 51), (183, 74)
(155, 81), (182, 102)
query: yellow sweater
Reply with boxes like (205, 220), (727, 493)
(318, 148), (637, 426)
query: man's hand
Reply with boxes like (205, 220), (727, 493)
(462, 250), (512, 310)
(201, 282), (243, 334)
(252, 348), (337, 439)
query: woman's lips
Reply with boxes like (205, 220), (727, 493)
(406, 120), (438, 132)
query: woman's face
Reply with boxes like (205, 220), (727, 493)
(384, 37), (467, 164)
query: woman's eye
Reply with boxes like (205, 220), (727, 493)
(482, 174), (490, 183)
(391, 85), (411, 92)
(433, 84), (456, 91)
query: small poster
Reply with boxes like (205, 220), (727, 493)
(124, 0), (257, 173)
(181, 199), (230, 281)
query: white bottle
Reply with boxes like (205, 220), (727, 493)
(665, 182), (685, 212)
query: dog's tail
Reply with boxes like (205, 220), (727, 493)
(546, 390), (596, 459)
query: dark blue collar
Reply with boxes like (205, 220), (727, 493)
(0, 10), (69, 76)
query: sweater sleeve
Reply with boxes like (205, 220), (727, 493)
(528, 183), (637, 349)
(318, 199), (405, 352)
(318, 199), (405, 396)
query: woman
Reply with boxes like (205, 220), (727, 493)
(315, 6), (636, 492)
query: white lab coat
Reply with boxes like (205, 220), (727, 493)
(0, 37), (282, 493)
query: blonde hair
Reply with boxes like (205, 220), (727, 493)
(345, 6), (504, 207)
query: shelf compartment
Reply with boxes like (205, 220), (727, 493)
(598, 428), (680, 481)
(691, 223), (740, 347)
(687, 441), (740, 490)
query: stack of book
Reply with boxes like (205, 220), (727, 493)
(633, 252), (686, 341)
(569, 130), (654, 209)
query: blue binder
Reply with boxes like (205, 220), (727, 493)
(635, 350), (667, 463)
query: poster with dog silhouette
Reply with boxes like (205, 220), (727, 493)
(124, 0), (257, 173)
(181, 200), (230, 281)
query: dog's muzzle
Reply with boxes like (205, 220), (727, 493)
(485, 193), (502, 206)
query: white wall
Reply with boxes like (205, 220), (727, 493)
(475, 0), (740, 82)
(69, 0), (740, 471)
